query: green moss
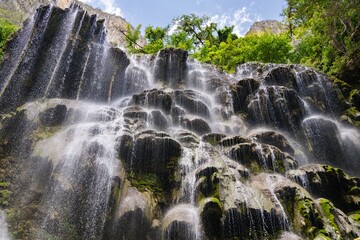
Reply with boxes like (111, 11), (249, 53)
(0, 181), (9, 187)
(0, 16), (19, 61)
(199, 197), (223, 211)
(295, 196), (326, 239)
(349, 213), (360, 224)
(250, 161), (261, 174)
(0, 189), (10, 200)
(32, 126), (61, 141)
(348, 186), (360, 195)
(128, 172), (163, 197)
(318, 198), (340, 233)
(274, 158), (286, 174)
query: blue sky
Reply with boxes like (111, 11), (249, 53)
(79, 0), (287, 36)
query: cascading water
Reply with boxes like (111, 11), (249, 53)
(0, 210), (11, 240)
(0, 3), (360, 240)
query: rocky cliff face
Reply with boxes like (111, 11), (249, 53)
(246, 20), (286, 36)
(0, 5), (359, 240)
(0, 0), (145, 47)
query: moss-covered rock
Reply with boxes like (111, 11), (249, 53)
(228, 142), (297, 174)
(287, 164), (360, 213)
(199, 197), (223, 239)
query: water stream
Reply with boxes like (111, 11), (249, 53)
(0, 4), (359, 240)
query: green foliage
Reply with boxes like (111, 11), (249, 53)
(167, 30), (194, 51)
(0, 17), (18, 61)
(126, 13), (293, 73)
(142, 26), (166, 53)
(194, 33), (292, 73)
(284, 0), (360, 83)
(128, 172), (163, 197)
(174, 13), (217, 47)
(125, 23), (142, 53)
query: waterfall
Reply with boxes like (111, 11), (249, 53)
(0, 211), (11, 240)
(0, 4), (359, 240)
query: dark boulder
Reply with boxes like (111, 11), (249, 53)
(180, 117), (211, 135)
(150, 110), (169, 131)
(122, 130), (182, 189)
(228, 143), (297, 174)
(131, 89), (173, 114)
(248, 86), (305, 132)
(200, 197), (223, 239)
(219, 135), (250, 147)
(301, 117), (358, 171)
(250, 131), (295, 155)
(174, 90), (211, 118)
(264, 66), (297, 90)
(153, 48), (188, 87)
(231, 78), (260, 113)
(287, 164), (360, 212)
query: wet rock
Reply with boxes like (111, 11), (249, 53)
(174, 130), (199, 147)
(250, 131), (295, 155)
(315, 198), (360, 239)
(150, 110), (168, 131)
(287, 164), (360, 212)
(273, 179), (324, 239)
(180, 117), (211, 135)
(123, 130), (182, 189)
(174, 90), (211, 118)
(264, 66), (297, 90)
(123, 106), (148, 121)
(350, 90), (360, 109)
(199, 197), (223, 239)
(228, 143), (297, 174)
(170, 106), (186, 125)
(0, 109), (34, 154)
(231, 78), (260, 113)
(162, 204), (198, 240)
(276, 174), (360, 239)
(205, 78), (223, 91)
(39, 105), (67, 126)
(111, 188), (153, 239)
(302, 117), (351, 169)
(202, 133), (226, 146)
(195, 165), (219, 199)
(219, 135), (250, 147)
(154, 48), (188, 87)
(122, 66), (149, 96)
(116, 133), (133, 162)
(248, 86), (305, 132)
(131, 89), (173, 114)
(222, 205), (282, 239)
(87, 107), (118, 122)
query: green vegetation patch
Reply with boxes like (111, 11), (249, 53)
(0, 17), (19, 61)
(128, 172), (163, 197)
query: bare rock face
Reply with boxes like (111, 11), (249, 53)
(0, 0), (145, 47)
(246, 20), (286, 36)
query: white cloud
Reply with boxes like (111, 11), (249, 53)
(100, 0), (123, 16)
(210, 6), (262, 37)
(79, 0), (123, 17)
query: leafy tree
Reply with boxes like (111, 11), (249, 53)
(216, 26), (237, 44)
(167, 30), (194, 51)
(142, 26), (167, 53)
(125, 23), (142, 53)
(174, 14), (217, 48)
(283, 0), (359, 83)
(124, 13), (293, 74)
